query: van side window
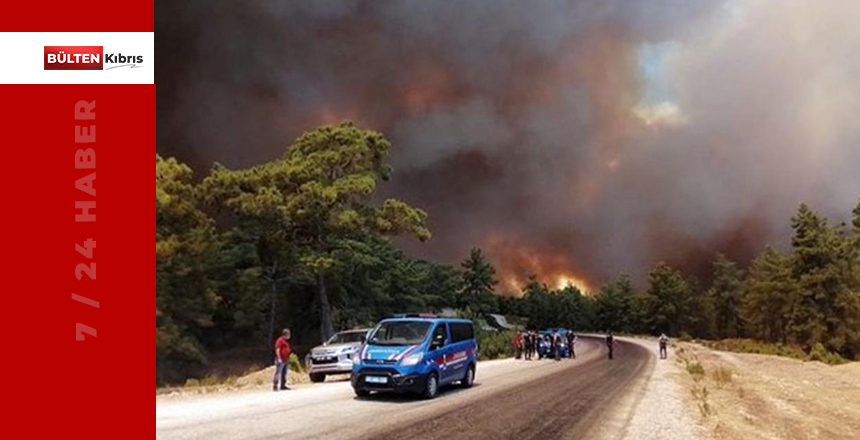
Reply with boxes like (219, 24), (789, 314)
(432, 323), (448, 345)
(450, 323), (474, 343)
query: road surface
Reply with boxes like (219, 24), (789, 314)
(156, 337), (652, 440)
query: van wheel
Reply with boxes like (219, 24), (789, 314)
(354, 388), (370, 398)
(423, 372), (439, 399)
(309, 373), (326, 383)
(460, 364), (475, 388)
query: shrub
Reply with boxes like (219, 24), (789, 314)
(686, 361), (705, 378)
(703, 339), (807, 361)
(289, 353), (304, 373)
(477, 330), (514, 360)
(809, 343), (847, 365)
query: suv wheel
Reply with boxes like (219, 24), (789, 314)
(354, 388), (370, 398)
(423, 372), (439, 399)
(309, 373), (326, 383)
(460, 364), (475, 388)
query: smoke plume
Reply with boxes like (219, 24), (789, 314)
(156, 0), (860, 292)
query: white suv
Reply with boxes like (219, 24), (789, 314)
(306, 329), (369, 383)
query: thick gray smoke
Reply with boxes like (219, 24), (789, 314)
(156, 0), (860, 291)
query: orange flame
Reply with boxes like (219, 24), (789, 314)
(486, 236), (593, 295)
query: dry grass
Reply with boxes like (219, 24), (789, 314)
(711, 366), (733, 389)
(674, 341), (860, 439)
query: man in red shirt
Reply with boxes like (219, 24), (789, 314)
(273, 328), (292, 391)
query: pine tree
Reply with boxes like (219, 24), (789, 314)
(594, 275), (639, 333)
(156, 155), (218, 384)
(742, 246), (795, 343)
(642, 263), (693, 336)
(788, 204), (855, 354)
(708, 254), (745, 338)
(459, 248), (499, 315)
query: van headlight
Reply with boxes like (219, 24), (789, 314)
(401, 352), (424, 366)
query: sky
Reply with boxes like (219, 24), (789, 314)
(156, 0), (860, 293)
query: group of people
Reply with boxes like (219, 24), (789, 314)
(273, 326), (672, 391)
(513, 330), (578, 361)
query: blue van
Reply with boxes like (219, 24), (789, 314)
(351, 315), (477, 399)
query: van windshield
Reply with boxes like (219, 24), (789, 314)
(369, 321), (431, 346)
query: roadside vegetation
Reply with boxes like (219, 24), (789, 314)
(702, 339), (846, 365)
(157, 121), (860, 386)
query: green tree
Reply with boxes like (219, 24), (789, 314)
(742, 246), (795, 343)
(641, 263), (693, 335)
(708, 254), (745, 338)
(459, 248), (499, 315)
(156, 155), (218, 384)
(593, 275), (639, 333)
(202, 122), (430, 342)
(789, 204), (858, 356)
(522, 275), (553, 329)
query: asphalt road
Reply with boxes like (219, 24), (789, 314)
(156, 337), (652, 440)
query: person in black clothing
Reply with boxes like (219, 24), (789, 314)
(524, 331), (533, 360)
(659, 333), (669, 360)
(566, 331), (576, 359)
(606, 332), (615, 360)
(552, 331), (562, 361)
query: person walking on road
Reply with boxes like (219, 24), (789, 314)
(606, 332), (615, 360)
(273, 328), (292, 391)
(659, 333), (669, 360)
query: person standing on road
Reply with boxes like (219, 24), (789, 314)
(513, 331), (524, 359)
(659, 333), (669, 360)
(273, 328), (292, 391)
(606, 332), (615, 360)
(566, 331), (576, 359)
(524, 331), (533, 360)
(552, 331), (562, 361)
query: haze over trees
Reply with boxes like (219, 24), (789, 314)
(156, 123), (860, 384)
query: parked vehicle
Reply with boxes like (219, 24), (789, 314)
(538, 328), (570, 358)
(306, 328), (370, 383)
(351, 314), (477, 399)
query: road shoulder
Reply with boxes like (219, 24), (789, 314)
(592, 337), (707, 440)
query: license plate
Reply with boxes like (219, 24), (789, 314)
(365, 376), (388, 384)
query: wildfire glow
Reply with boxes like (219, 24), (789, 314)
(488, 236), (593, 296)
(554, 275), (590, 293)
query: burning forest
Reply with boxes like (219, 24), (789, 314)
(156, 0), (860, 290)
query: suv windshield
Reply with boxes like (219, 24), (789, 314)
(327, 331), (365, 345)
(369, 321), (432, 346)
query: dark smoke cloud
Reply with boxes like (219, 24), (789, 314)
(156, 0), (860, 292)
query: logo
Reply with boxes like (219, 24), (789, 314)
(44, 46), (145, 71)
(44, 46), (103, 70)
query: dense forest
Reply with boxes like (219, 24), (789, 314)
(157, 122), (860, 384)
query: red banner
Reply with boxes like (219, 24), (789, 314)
(2, 1), (153, 438)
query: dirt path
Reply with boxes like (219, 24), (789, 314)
(157, 338), (652, 440)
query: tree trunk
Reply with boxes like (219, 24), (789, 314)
(317, 273), (335, 340)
